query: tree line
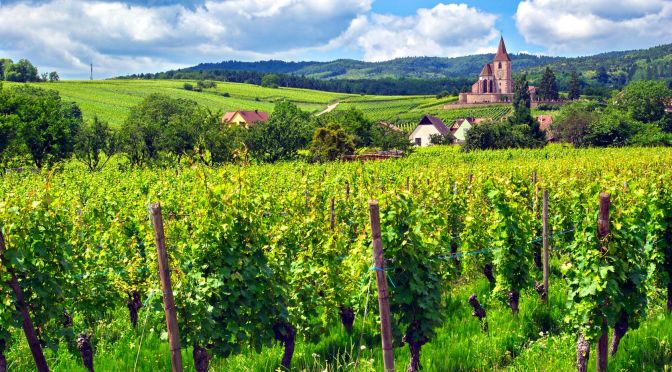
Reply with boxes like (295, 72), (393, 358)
(117, 69), (474, 96)
(0, 58), (59, 83)
(0, 84), (410, 171)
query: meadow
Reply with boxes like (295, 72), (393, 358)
(2, 145), (672, 371)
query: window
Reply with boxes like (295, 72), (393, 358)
(415, 138), (422, 146)
(498, 62), (502, 69)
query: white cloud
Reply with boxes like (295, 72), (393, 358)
(0, 0), (372, 78)
(337, 3), (500, 61)
(515, 0), (672, 55)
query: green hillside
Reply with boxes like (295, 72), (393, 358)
(5, 80), (498, 127)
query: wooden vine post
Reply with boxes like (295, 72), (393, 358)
(149, 203), (184, 372)
(330, 197), (335, 231)
(345, 182), (350, 199)
(0, 230), (49, 372)
(596, 193), (610, 372)
(368, 200), (395, 372)
(542, 190), (550, 304)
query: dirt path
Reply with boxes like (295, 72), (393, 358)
(317, 101), (340, 116)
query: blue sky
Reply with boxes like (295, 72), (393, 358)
(0, 0), (670, 79)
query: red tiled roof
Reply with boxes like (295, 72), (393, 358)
(419, 115), (450, 135)
(222, 110), (270, 124)
(480, 63), (493, 76)
(537, 115), (553, 131)
(494, 37), (511, 62)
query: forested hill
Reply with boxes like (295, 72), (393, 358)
(187, 43), (672, 81)
(190, 54), (563, 79)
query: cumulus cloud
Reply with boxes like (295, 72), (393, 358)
(337, 3), (500, 61)
(515, 0), (672, 55)
(0, 0), (372, 78)
(0, 1), (503, 78)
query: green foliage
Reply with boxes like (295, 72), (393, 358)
(261, 74), (280, 89)
(585, 108), (634, 147)
(615, 80), (672, 125)
(538, 67), (559, 101)
(552, 102), (601, 147)
(74, 116), (117, 172)
(1, 85), (82, 167)
(429, 132), (455, 145)
(3, 59), (39, 83)
(568, 71), (581, 100)
(310, 124), (355, 162)
(485, 179), (534, 309)
(245, 101), (313, 162)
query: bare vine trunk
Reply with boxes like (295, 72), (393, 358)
(127, 291), (142, 328)
(468, 294), (488, 332)
(596, 323), (608, 372)
(577, 333), (590, 372)
(339, 306), (355, 334)
(0, 339), (6, 372)
(667, 281), (672, 313)
(77, 333), (94, 372)
(508, 290), (520, 315)
(534, 281), (547, 302)
(533, 249), (542, 270)
(406, 340), (423, 372)
(193, 345), (210, 372)
(273, 323), (296, 370)
(609, 311), (629, 356)
(483, 264), (495, 285)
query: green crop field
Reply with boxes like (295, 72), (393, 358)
(2, 80), (512, 129)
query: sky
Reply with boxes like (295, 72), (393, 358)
(0, 0), (671, 79)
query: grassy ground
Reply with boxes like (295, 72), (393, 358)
(6, 267), (672, 371)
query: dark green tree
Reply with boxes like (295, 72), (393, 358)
(261, 74), (280, 88)
(245, 101), (313, 162)
(568, 71), (581, 100)
(318, 108), (373, 147)
(310, 124), (355, 162)
(596, 66), (610, 85)
(509, 73), (546, 146)
(586, 108), (633, 146)
(552, 102), (599, 147)
(5, 86), (82, 167)
(0, 59), (13, 80)
(4, 59), (39, 82)
(48, 71), (60, 82)
(538, 67), (559, 100)
(615, 80), (672, 124)
(429, 132), (455, 145)
(74, 116), (117, 171)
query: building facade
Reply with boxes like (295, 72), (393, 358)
(459, 37), (514, 104)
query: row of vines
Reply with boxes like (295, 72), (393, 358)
(1, 146), (672, 371)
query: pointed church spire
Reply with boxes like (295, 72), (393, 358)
(494, 36), (511, 62)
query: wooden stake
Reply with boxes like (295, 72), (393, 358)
(596, 193), (610, 372)
(542, 190), (549, 304)
(149, 203), (184, 372)
(0, 230), (49, 372)
(368, 200), (395, 372)
(330, 197), (335, 231)
(406, 176), (410, 192)
(345, 182), (350, 199)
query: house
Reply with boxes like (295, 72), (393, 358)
(409, 115), (451, 147)
(222, 110), (270, 127)
(450, 118), (473, 143)
(537, 115), (555, 141)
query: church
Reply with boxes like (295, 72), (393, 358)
(459, 37), (517, 104)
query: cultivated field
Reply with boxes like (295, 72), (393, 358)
(3, 80), (515, 130)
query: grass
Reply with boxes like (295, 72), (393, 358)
(7, 267), (672, 371)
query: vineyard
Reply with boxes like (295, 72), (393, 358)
(2, 145), (672, 371)
(3, 80), (515, 132)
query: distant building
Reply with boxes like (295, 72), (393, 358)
(222, 110), (270, 127)
(450, 118), (473, 143)
(459, 37), (513, 104)
(409, 115), (450, 147)
(537, 115), (555, 141)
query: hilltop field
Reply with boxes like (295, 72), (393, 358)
(4, 80), (517, 131)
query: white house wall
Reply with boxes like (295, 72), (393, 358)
(409, 125), (441, 147)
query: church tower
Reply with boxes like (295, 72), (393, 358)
(493, 37), (512, 94)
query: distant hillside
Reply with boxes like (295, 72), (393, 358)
(191, 54), (564, 80)
(120, 43), (672, 96)
(190, 44), (672, 84)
